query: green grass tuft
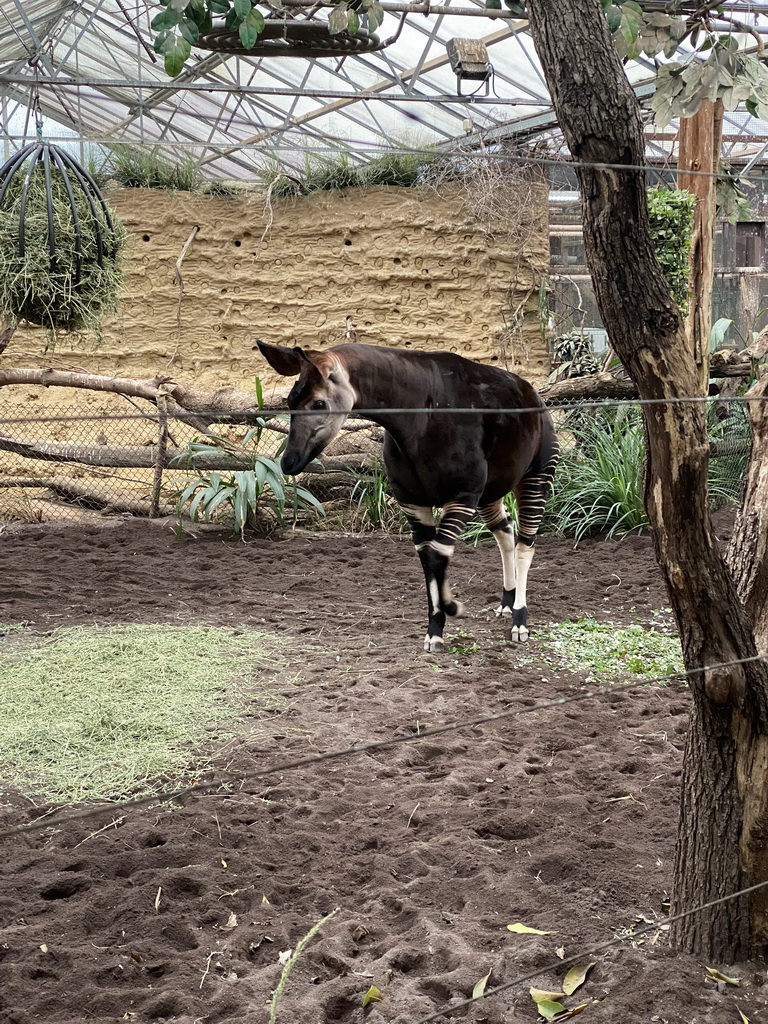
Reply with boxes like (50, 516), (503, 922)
(533, 614), (684, 683)
(0, 623), (287, 803)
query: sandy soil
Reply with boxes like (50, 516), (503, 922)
(0, 517), (764, 1024)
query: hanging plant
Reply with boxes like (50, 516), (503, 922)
(0, 144), (127, 345)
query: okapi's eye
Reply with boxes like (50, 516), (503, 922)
(311, 399), (328, 411)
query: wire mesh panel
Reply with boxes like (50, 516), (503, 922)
(0, 397), (751, 529)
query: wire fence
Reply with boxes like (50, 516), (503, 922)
(0, 393), (753, 528)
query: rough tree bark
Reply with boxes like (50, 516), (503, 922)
(526, 0), (768, 960)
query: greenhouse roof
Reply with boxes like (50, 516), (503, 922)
(1, 0), (768, 179)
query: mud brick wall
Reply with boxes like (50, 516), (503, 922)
(6, 182), (551, 406)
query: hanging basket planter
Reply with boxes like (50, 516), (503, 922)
(0, 141), (126, 341)
(198, 20), (382, 58)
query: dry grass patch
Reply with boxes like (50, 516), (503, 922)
(0, 623), (288, 803)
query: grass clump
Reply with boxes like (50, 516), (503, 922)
(0, 164), (126, 337)
(0, 622), (287, 803)
(544, 409), (647, 540)
(534, 615), (684, 683)
(107, 144), (203, 191)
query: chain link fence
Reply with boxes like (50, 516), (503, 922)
(0, 395), (751, 529)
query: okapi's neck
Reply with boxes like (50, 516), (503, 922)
(336, 345), (435, 431)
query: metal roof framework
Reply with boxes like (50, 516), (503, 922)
(1, 0), (768, 179)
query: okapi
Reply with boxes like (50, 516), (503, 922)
(257, 341), (559, 653)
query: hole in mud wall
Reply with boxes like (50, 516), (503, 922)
(142, 234), (150, 242)
(234, 239), (242, 247)
(344, 239), (352, 246)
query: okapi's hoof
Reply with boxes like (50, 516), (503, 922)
(424, 635), (445, 653)
(510, 626), (530, 643)
(495, 605), (513, 617)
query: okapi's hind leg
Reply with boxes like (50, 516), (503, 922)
(481, 440), (560, 643)
(401, 501), (474, 653)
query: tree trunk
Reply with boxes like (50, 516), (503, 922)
(526, 0), (768, 960)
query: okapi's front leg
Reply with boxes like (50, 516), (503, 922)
(401, 501), (475, 653)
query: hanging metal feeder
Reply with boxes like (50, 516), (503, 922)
(0, 140), (118, 284)
(0, 135), (125, 337)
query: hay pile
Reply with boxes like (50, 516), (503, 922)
(0, 158), (126, 340)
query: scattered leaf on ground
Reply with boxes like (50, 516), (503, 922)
(537, 999), (567, 1020)
(507, 922), (553, 935)
(553, 1001), (596, 1019)
(362, 985), (382, 1007)
(563, 962), (596, 995)
(555, 946), (566, 959)
(737, 1009), (750, 1023)
(706, 967), (740, 985)
(220, 912), (238, 931)
(473, 971), (492, 999)
(278, 949), (292, 966)
(530, 988), (565, 1003)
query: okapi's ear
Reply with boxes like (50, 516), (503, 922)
(254, 340), (304, 377)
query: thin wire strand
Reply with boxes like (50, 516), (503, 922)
(0, 653), (763, 843)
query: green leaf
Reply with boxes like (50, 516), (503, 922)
(328, 4), (350, 34)
(238, 17), (258, 47)
(169, 0), (189, 10)
(254, 375), (264, 409)
(530, 987), (565, 1004)
(179, 17), (200, 43)
(151, 7), (180, 30)
(347, 9), (360, 33)
(507, 923), (552, 935)
(362, 985), (382, 1007)
(485, 0), (502, 8)
(164, 36), (191, 76)
(366, 1), (384, 31)
(538, 1000), (566, 1021)
(208, 0), (231, 10)
(234, 0), (251, 16)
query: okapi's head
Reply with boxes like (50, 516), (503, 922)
(257, 341), (356, 475)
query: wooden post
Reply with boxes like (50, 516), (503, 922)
(149, 393), (169, 519)
(677, 98), (724, 395)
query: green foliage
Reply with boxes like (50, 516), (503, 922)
(0, 163), (126, 338)
(349, 460), (407, 532)
(707, 400), (751, 508)
(544, 408), (648, 541)
(647, 186), (696, 313)
(535, 615), (684, 683)
(151, 0), (382, 75)
(257, 148), (435, 197)
(548, 331), (600, 383)
(652, 39), (768, 128)
(107, 144), (203, 191)
(716, 162), (753, 225)
(545, 403), (748, 540)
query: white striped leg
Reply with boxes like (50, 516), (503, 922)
(402, 501), (475, 653)
(479, 500), (517, 619)
(509, 445), (559, 643)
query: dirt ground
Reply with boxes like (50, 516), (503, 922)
(0, 515), (765, 1024)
